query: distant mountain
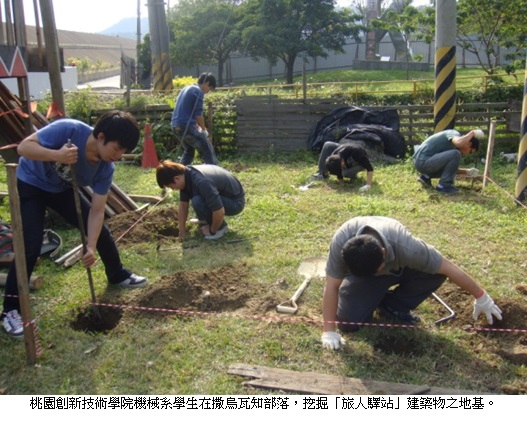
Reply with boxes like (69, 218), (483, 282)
(99, 17), (149, 41)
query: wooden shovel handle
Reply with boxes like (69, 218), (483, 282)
(290, 276), (312, 303)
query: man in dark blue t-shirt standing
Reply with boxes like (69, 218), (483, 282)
(170, 72), (218, 165)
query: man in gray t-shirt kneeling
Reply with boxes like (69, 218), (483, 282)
(321, 216), (503, 350)
(156, 160), (245, 241)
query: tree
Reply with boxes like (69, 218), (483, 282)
(351, 0), (388, 59)
(137, 34), (152, 85)
(368, 1), (435, 78)
(457, 0), (527, 75)
(239, 0), (362, 84)
(411, 4), (435, 65)
(169, 0), (242, 86)
(369, 1), (414, 62)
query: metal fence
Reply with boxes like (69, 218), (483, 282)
(172, 37), (518, 84)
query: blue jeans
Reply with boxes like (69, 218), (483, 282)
(414, 149), (461, 187)
(191, 195), (245, 226)
(174, 126), (218, 165)
(3, 180), (131, 314)
(336, 268), (446, 332)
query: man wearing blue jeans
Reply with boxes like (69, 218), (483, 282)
(2, 111), (148, 338)
(412, 129), (481, 194)
(171, 72), (218, 165)
(156, 161), (245, 240)
(321, 216), (502, 350)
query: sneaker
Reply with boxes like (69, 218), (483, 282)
(311, 172), (328, 180)
(436, 184), (459, 194)
(110, 273), (148, 289)
(417, 174), (432, 187)
(2, 309), (24, 338)
(204, 223), (228, 240)
(378, 302), (421, 324)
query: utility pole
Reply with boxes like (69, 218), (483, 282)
(147, 0), (173, 91)
(515, 55), (527, 202)
(136, 0), (141, 85)
(434, 0), (457, 132)
(38, 0), (65, 114)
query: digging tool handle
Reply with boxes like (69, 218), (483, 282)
(432, 292), (456, 325)
(67, 142), (99, 312)
(290, 275), (312, 303)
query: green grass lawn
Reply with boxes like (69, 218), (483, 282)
(1, 151), (526, 394)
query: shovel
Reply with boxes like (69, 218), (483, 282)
(276, 256), (326, 314)
(68, 141), (101, 319)
(432, 292), (456, 325)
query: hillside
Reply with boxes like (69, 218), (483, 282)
(99, 17), (150, 41)
(23, 24), (137, 67)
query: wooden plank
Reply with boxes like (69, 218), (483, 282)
(228, 364), (480, 395)
(121, 154), (141, 161)
(110, 183), (140, 211)
(79, 184), (141, 216)
(79, 187), (115, 218)
(0, 273), (43, 290)
(63, 251), (82, 268)
(129, 194), (163, 204)
(54, 244), (82, 265)
(105, 190), (130, 214)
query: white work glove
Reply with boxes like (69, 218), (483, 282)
(204, 225), (228, 240)
(473, 291), (503, 325)
(321, 331), (345, 350)
(473, 129), (485, 139)
(202, 129), (209, 138)
(359, 184), (371, 193)
(467, 168), (479, 177)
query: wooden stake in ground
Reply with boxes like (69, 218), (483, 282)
(483, 120), (497, 188)
(5, 164), (37, 364)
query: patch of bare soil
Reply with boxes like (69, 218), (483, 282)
(70, 305), (123, 334)
(131, 264), (256, 315)
(106, 206), (179, 245)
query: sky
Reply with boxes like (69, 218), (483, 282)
(20, 0), (430, 34)
(21, 0), (151, 33)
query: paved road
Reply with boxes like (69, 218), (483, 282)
(78, 74), (121, 90)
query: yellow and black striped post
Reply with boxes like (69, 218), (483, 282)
(434, 46), (456, 132)
(515, 57), (527, 202)
(147, 0), (173, 92)
(434, 0), (457, 132)
(151, 52), (173, 91)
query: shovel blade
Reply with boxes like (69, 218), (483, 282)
(276, 301), (298, 314)
(298, 256), (326, 279)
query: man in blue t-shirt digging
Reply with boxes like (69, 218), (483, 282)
(2, 111), (148, 339)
